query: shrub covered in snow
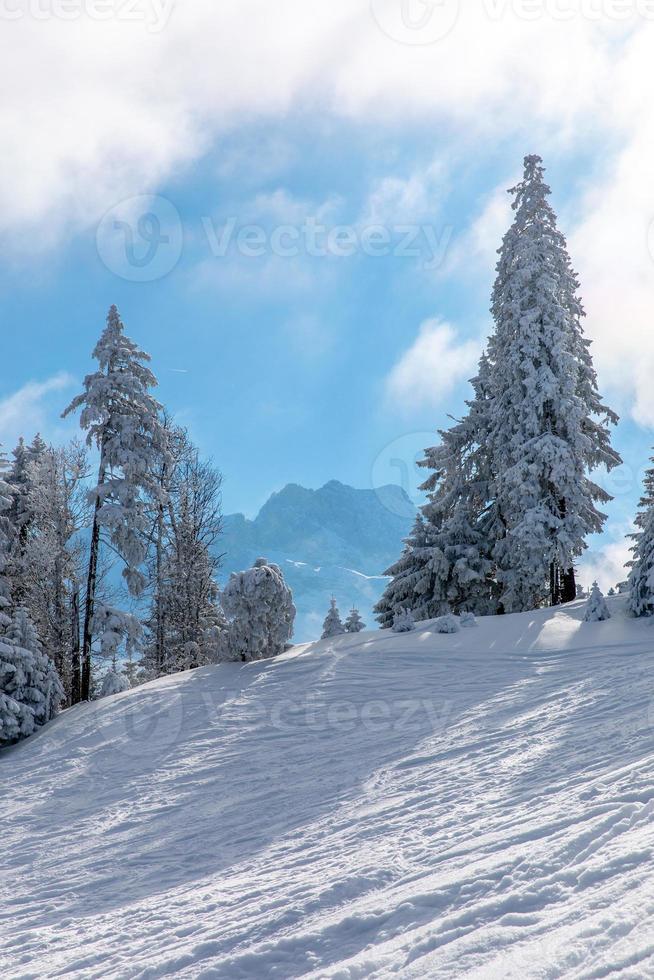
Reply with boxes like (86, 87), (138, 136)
(392, 608), (415, 633)
(322, 598), (346, 639)
(221, 558), (296, 662)
(99, 670), (131, 698)
(584, 582), (611, 623)
(460, 611), (478, 628)
(434, 614), (460, 634)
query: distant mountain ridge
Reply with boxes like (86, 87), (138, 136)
(219, 481), (415, 641)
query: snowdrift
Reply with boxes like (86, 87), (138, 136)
(2, 597), (654, 978)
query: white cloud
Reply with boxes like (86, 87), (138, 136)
(0, 374), (75, 448)
(360, 157), (449, 227)
(385, 319), (480, 411)
(0, 5), (636, 245)
(2, 5), (654, 421)
(446, 180), (514, 281)
(578, 531), (633, 595)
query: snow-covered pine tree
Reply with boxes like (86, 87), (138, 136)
(8, 438), (31, 594)
(628, 509), (654, 618)
(418, 391), (497, 616)
(584, 582), (611, 622)
(485, 155), (621, 611)
(21, 442), (89, 703)
(0, 445), (14, 633)
(0, 638), (36, 744)
(63, 305), (168, 702)
(626, 451), (654, 617)
(143, 427), (224, 677)
(8, 434), (47, 571)
(375, 515), (439, 628)
(6, 606), (64, 726)
(344, 608), (365, 633)
(321, 598), (345, 639)
(378, 354), (498, 627)
(220, 558), (295, 662)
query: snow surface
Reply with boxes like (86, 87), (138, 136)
(2, 597), (654, 978)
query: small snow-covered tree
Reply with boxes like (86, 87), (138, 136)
(221, 558), (295, 662)
(584, 582), (611, 622)
(344, 608), (365, 633)
(392, 607), (415, 633)
(321, 598), (345, 639)
(63, 305), (168, 701)
(460, 611), (477, 628)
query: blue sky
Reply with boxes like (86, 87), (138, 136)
(2, 3), (654, 589)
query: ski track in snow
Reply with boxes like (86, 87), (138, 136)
(2, 597), (654, 979)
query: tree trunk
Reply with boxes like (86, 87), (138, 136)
(71, 587), (81, 705)
(550, 562), (561, 606)
(81, 457), (106, 702)
(561, 566), (576, 603)
(81, 498), (102, 702)
(156, 502), (165, 674)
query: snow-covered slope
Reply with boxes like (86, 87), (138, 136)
(3, 597), (654, 978)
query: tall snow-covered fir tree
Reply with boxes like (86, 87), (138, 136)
(379, 155), (620, 619)
(63, 305), (168, 702)
(484, 154), (621, 611)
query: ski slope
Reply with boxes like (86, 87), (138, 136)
(2, 597), (654, 978)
